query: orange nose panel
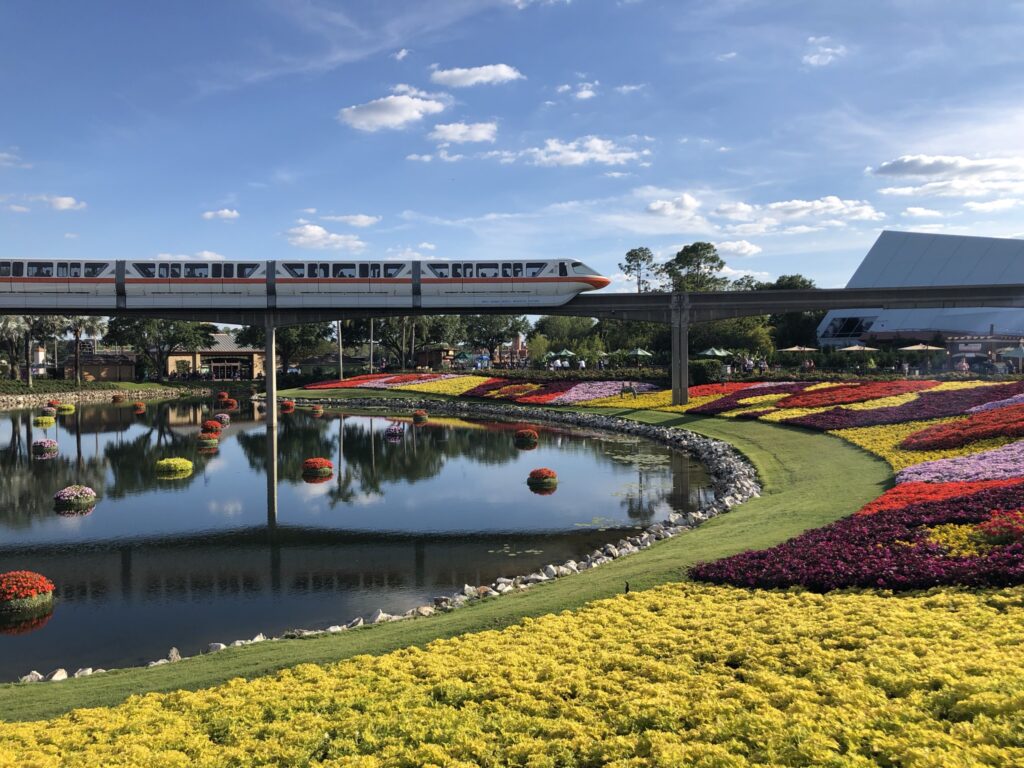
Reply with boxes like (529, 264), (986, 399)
(586, 276), (611, 289)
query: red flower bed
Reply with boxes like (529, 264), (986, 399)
(528, 468), (557, 481)
(689, 383), (807, 416)
(279, 400), (295, 413)
(515, 429), (539, 441)
(222, 398), (239, 410)
(977, 509), (1024, 544)
(777, 380), (939, 409)
(856, 479), (1024, 516)
(302, 457), (334, 475)
(900, 403), (1024, 451)
(0, 571), (55, 602)
(132, 401), (145, 409)
(201, 420), (223, 434)
(689, 382), (762, 398)
(216, 391), (229, 400)
(46, 399), (61, 408)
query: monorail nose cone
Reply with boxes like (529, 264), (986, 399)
(591, 275), (611, 289)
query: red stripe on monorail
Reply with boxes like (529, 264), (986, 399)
(124, 278), (266, 284)
(5, 278), (115, 284)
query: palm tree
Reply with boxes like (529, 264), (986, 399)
(22, 316), (66, 388)
(0, 316), (27, 380)
(66, 316), (108, 386)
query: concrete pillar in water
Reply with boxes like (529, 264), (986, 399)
(265, 315), (278, 528)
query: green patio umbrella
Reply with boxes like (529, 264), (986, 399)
(623, 348), (654, 358)
(556, 349), (576, 357)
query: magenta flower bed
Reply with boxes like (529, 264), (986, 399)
(782, 381), (1024, 431)
(690, 482), (1024, 591)
(896, 440), (1024, 484)
(547, 380), (658, 404)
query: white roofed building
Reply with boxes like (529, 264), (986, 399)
(817, 231), (1024, 347)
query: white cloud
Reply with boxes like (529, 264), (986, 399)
(719, 265), (771, 280)
(556, 84), (571, 93)
(514, 136), (648, 167)
(41, 195), (86, 211)
(392, 48), (410, 61)
(418, 241), (436, 250)
(287, 223), (367, 251)
(429, 63), (524, 87)
(604, 171), (631, 178)
(715, 52), (738, 62)
(0, 150), (30, 169)
(201, 208), (240, 220)
(874, 154), (1024, 197)
(406, 153), (433, 162)
(712, 201), (757, 221)
(320, 213), (381, 227)
(428, 121), (497, 143)
(647, 192), (702, 217)
(575, 81), (598, 100)
(964, 198), (1023, 213)
(438, 148), (464, 162)
(338, 85), (448, 131)
(7, 204), (29, 213)
(716, 240), (762, 257)
(301, 207), (317, 214)
(156, 250), (227, 261)
(803, 36), (847, 67)
(64, 232), (78, 239)
(764, 196), (882, 221)
(901, 206), (944, 218)
(615, 84), (645, 94)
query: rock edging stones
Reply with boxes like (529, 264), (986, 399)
(0, 387), (196, 411)
(16, 397), (760, 683)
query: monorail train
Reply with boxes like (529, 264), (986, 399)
(0, 258), (609, 310)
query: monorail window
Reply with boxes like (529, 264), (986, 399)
(212, 264), (222, 278)
(284, 264), (304, 278)
(477, 263), (498, 278)
(502, 263), (512, 278)
(238, 264), (258, 278)
(184, 264), (209, 279)
(223, 264), (234, 279)
(83, 263), (107, 278)
(452, 264), (462, 278)
(558, 262), (568, 277)
(0, 262), (9, 277)
(27, 262), (53, 278)
(308, 263), (328, 279)
(572, 262), (597, 276)
(69, 263), (81, 278)
(384, 264), (403, 278)
(158, 264), (168, 279)
(12, 263), (23, 277)
(525, 262), (546, 277)
(513, 263), (523, 278)
(463, 264), (474, 278)
(428, 264), (449, 278)
(359, 264), (368, 278)
(170, 264), (181, 279)
(333, 263), (356, 278)
(370, 264), (381, 279)
(135, 264), (156, 278)
(57, 263), (68, 278)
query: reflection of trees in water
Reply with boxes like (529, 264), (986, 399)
(0, 411), (107, 529)
(600, 439), (700, 521)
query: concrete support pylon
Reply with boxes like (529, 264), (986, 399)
(671, 293), (690, 406)
(265, 314), (278, 528)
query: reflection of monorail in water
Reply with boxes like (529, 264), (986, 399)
(0, 258), (610, 309)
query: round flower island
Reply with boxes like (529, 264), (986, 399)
(514, 429), (539, 449)
(40, 406), (56, 417)
(412, 409), (429, 425)
(155, 457), (194, 479)
(302, 457), (334, 483)
(31, 439), (59, 459)
(33, 415), (56, 429)
(56, 403), (76, 415)
(0, 571), (55, 622)
(53, 485), (98, 515)
(213, 413), (231, 426)
(527, 467), (558, 495)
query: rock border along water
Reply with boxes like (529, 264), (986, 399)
(16, 397), (760, 683)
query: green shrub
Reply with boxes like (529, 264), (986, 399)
(689, 359), (723, 386)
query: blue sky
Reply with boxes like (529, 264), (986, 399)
(3, 0), (1024, 290)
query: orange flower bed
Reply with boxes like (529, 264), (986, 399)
(0, 571), (54, 602)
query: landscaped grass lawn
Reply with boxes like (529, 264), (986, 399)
(0, 409), (890, 722)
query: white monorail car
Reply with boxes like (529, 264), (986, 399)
(0, 258), (609, 310)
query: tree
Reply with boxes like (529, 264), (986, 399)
(0, 317), (26, 380)
(463, 315), (530, 361)
(23, 316), (66, 388)
(531, 316), (596, 352)
(235, 323), (334, 373)
(65, 316), (108, 386)
(105, 319), (216, 378)
(619, 247), (655, 294)
(657, 242), (729, 292)
(756, 274), (825, 349)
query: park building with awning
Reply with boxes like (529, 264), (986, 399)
(817, 231), (1024, 352)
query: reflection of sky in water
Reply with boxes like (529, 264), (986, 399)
(0, 407), (710, 544)
(0, 403), (713, 678)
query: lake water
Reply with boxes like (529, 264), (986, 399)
(0, 400), (712, 678)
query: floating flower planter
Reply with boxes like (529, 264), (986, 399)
(31, 439), (59, 459)
(197, 436), (219, 449)
(155, 457), (193, 479)
(111, 394), (125, 404)
(302, 457), (333, 481)
(216, 391), (229, 401)
(33, 416), (55, 429)
(279, 400), (295, 414)
(40, 406), (56, 417)
(46, 400), (61, 408)
(56, 404), (75, 415)
(311, 405), (324, 418)
(201, 419), (223, 434)
(197, 445), (219, 456)
(222, 398), (239, 411)
(0, 570), (55, 619)
(213, 413), (231, 426)
(412, 409), (429, 425)
(514, 429), (539, 449)
(53, 485), (98, 515)
(527, 467), (558, 494)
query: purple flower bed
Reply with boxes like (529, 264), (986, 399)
(687, 382), (807, 415)
(690, 482), (1024, 591)
(548, 380), (658, 404)
(782, 381), (1024, 431)
(967, 392), (1024, 414)
(896, 440), (1024, 484)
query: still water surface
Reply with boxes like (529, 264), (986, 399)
(0, 401), (712, 678)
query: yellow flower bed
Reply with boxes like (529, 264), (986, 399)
(734, 392), (789, 406)
(4, 583), (1024, 766)
(926, 523), (993, 557)
(395, 375), (494, 396)
(831, 418), (1015, 471)
(581, 389), (674, 409)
